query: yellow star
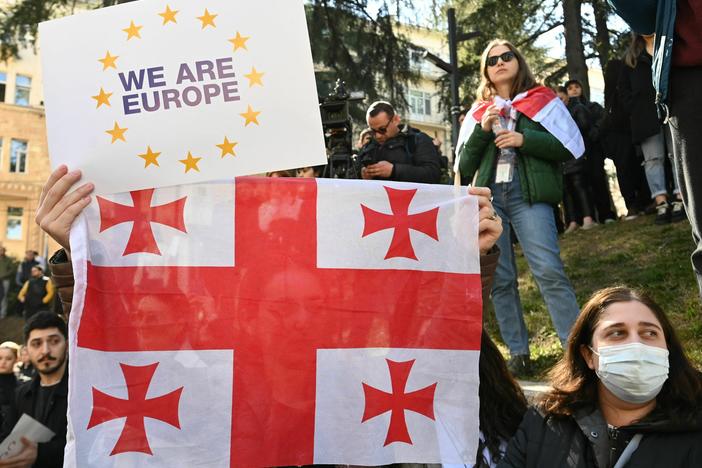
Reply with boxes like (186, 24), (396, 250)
(244, 67), (264, 87)
(105, 122), (128, 143)
(216, 137), (238, 158)
(239, 105), (261, 126)
(179, 151), (202, 173)
(122, 20), (143, 40)
(197, 8), (217, 29)
(98, 51), (119, 71)
(228, 32), (250, 52)
(158, 5), (178, 25)
(138, 146), (161, 168)
(91, 88), (113, 108)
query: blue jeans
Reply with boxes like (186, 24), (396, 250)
(641, 130), (680, 198)
(490, 175), (580, 356)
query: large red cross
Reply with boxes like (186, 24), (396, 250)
(97, 188), (187, 256)
(361, 186), (439, 260)
(87, 362), (183, 455)
(78, 177), (482, 467)
(362, 359), (437, 446)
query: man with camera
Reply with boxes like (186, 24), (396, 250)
(360, 101), (442, 183)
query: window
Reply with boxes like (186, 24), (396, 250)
(0, 72), (6, 102)
(409, 90), (432, 116)
(6, 207), (23, 240)
(10, 139), (27, 173)
(15, 75), (31, 106)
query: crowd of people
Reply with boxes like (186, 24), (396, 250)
(1, 1), (701, 466)
(0, 249), (55, 322)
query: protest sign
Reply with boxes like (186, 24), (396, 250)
(39, 0), (326, 194)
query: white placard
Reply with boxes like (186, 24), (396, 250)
(39, 0), (326, 195)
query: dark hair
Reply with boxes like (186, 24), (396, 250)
(31, 265), (44, 273)
(366, 101), (395, 119)
(564, 79), (583, 89)
(624, 33), (646, 68)
(477, 39), (538, 101)
(556, 86), (567, 94)
(24, 311), (68, 342)
(477, 330), (528, 466)
(540, 286), (702, 423)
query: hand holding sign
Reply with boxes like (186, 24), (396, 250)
(40, 0), (325, 194)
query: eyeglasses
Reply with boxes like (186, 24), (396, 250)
(370, 116), (394, 135)
(487, 51), (516, 67)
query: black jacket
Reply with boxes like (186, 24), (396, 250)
(1, 368), (68, 468)
(0, 373), (17, 433)
(363, 125), (442, 183)
(563, 99), (590, 175)
(618, 53), (662, 144)
(498, 406), (702, 468)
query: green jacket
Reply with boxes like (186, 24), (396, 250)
(458, 114), (573, 205)
(0, 255), (15, 281)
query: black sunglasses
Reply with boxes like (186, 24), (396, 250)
(370, 116), (394, 135)
(487, 51), (516, 67)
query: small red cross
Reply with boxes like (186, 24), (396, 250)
(87, 362), (184, 455)
(361, 359), (437, 446)
(361, 187), (439, 260)
(97, 188), (187, 256)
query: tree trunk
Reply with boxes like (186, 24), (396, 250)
(562, 0), (590, 97)
(591, 0), (611, 71)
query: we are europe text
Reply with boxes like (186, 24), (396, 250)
(118, 56), (240, 115)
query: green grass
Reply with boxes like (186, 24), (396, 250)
(484, 215), (702, 379)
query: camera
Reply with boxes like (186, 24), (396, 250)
(319, 79), (364, 179)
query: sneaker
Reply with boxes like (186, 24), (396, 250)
(603, 218), (617, 225)
(654, 202), (671, 225)
(623, 212), (639, 221)
(671, 200), (686, 223)
(564, 223), (579, 234)
(507, 354), (531, 378)
(582, 221), (599, 230)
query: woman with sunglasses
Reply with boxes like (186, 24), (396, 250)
(457, 39), (582, 377)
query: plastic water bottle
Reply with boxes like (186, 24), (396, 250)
(492, 117), (516, 183)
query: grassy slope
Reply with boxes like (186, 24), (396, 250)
(484, 215), (702, 379)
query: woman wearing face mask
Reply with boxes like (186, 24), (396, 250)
(456, 39), (583, 376)
(498, 286), (702, 467)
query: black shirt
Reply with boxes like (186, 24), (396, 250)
(33, 383), (59, 425)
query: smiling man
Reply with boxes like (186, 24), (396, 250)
(0, 312), (68, 468)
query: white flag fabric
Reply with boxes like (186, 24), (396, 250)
(66, 177), (483, 467)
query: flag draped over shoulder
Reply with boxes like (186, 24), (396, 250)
(64, 177), (483, 467)
(454, 85), (585, 173)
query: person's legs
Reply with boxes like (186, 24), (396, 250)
(508, 177), (580, 346)
(639, 131), (668, 199)
(640, 130), (670, 223)
(0, 279), (7, 319)
(571, 171), (595, 228)
(668, 66), (702, 298)
(562, 173), (579, 231)
(584, 146), (616, 222)
(489, 181), (530, 357)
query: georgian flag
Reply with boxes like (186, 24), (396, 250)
(453, 85), (585, 173)
(64, 177), (483, 467)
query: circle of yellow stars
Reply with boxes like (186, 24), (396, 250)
(93, 5), (266, 174)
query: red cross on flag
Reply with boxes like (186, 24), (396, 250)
(64, 177), (482, 467)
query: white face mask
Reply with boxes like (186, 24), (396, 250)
(590, 342), (670, 404)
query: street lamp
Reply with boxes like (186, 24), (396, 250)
(419, 8), (479, 162)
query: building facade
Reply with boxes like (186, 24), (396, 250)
(402, 25), (453, 159)
(0, 49), (59, 260)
